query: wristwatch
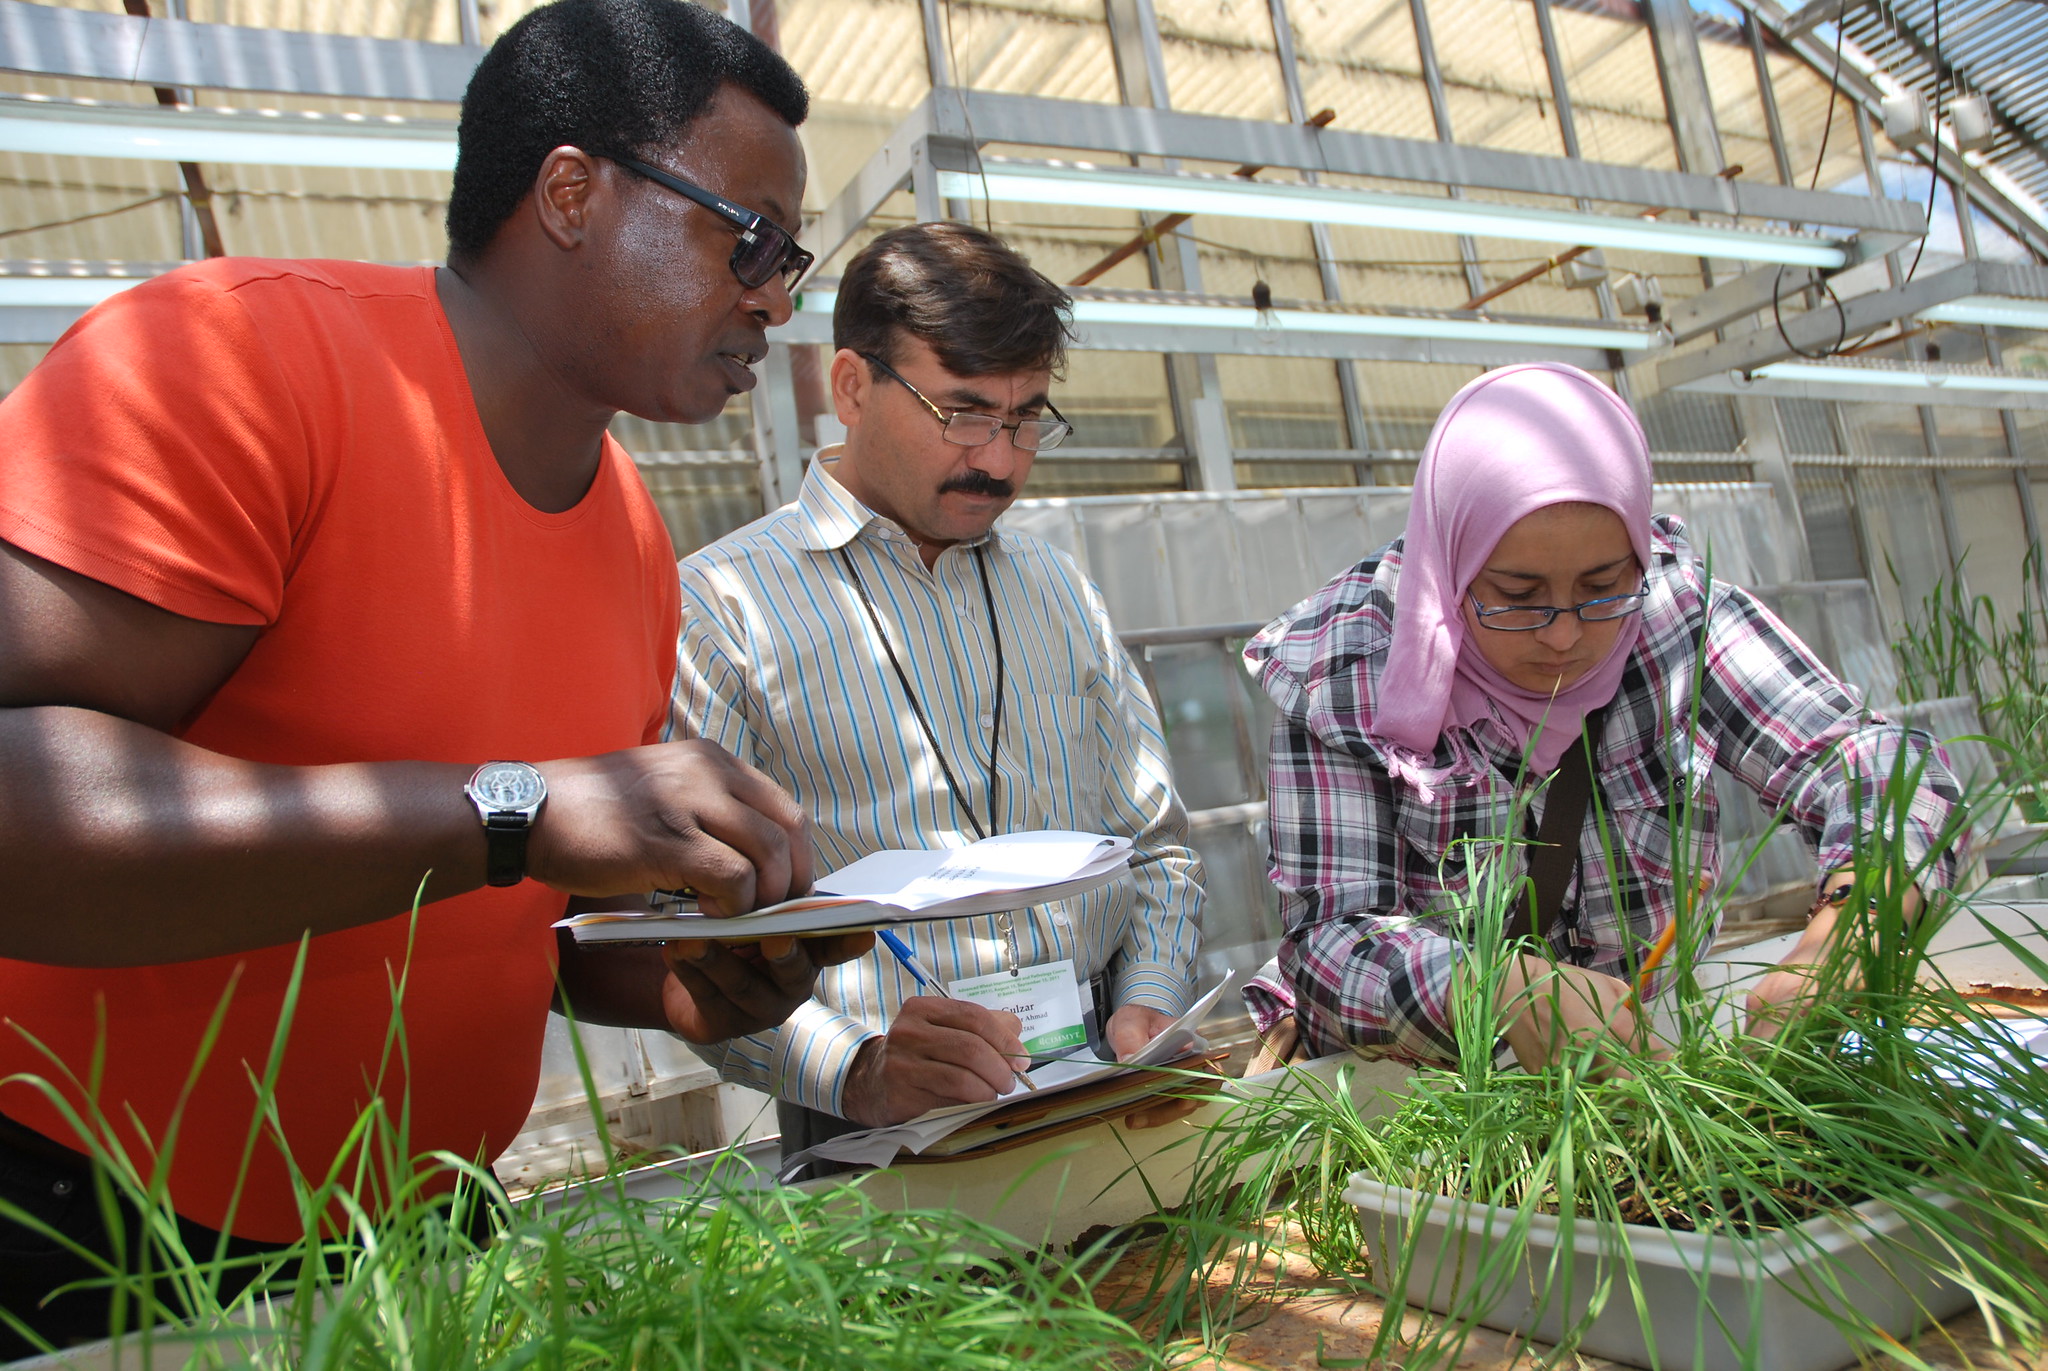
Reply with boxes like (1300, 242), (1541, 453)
(466, 761), (548, 887)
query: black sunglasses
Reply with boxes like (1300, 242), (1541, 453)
(600, 152), (813, 291)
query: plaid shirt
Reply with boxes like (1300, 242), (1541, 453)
(1242, 515), (1966, 1066)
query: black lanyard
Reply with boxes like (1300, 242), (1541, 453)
(838, 542), (1006, 841)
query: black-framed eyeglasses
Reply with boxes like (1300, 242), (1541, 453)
(861, 352), (1073, 452)
(1468, 580), (1649, 631)
(600, 152), (814, 291)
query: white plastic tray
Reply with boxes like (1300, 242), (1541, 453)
(1345, 1174), (1977, 1371)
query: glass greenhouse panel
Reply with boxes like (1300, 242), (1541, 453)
(1028, 460), (1191, 496)
(1145, 641), (1260, 810)
(1793, 464), (1869, 583)
(1776, 397), (1844, 455)
(1929, 400), (2015, 459)
(633, 460), (768, 557)
(1858, 466), (1953, 631)
(1221, 355), (1350, 451)
(1942, 470), (2032, 624)
(1239, 460), (1364, 489)
(1349, 361), (1485, 450)
(1184, 811), (1282, 989)
(1052, 349), (1179, 445)
(1838, 395), (1932, 459)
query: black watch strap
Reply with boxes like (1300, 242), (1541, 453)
(482, 812), (531, 887)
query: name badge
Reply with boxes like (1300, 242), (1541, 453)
(948, 958), (1088, 1056)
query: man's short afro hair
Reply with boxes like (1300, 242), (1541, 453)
(447, 0), (807, 260)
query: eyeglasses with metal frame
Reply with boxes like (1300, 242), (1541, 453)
(1467, 580), (1649, 631)
(860, 352), (1073, 452)
(599, 151), (814, 291)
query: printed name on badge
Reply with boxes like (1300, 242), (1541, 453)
(948, 958), (1089, 1056)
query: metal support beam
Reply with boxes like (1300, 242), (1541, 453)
(918, 0), (952, 90)
(1736, 393), (1815, 579)
(0, 0), (482, 102)
(1782, 0), (1856, 41)
(918, 90), (1928, 234)
(1745, 12), (1796, 189)
(1735, 0), (2048, 262)
(767, 299), (1626, 368)
(1265, 0), (1368, 477)
(1531, 0), (1582, 161)
(1949, 178), (2048, 602)
(1101, 0), (1228, 492)
(1659, 261), (2040, 385)
(800, 101), (934, 267)
(1103, 0), (1170, 112)
(752, 342), (806, 512)
(456, 0), (482, 47)
(1642, 0), (1725, 178)
(0, 92), (458, 169)
(1663, 241), (1901, 343)
(1406, 0), (1486, 302)
(1531, 0), (1626, 357)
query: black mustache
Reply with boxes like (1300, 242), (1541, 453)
(940, 471), (1015, 499)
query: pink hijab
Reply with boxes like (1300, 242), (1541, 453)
(1375, 363), (1654, 778)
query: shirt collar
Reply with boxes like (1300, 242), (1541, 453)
(793, 447), (1002, 556)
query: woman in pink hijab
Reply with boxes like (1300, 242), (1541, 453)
(1241, 363), (1965, 1072)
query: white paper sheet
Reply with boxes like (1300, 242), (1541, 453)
(786, 975), (1233, 1174)
(814, 831), (1131, 910)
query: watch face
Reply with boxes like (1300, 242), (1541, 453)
(471, 761), (545, 810)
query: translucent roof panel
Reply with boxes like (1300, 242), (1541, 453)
(1286, 0), (1436, 139)
(1152, 0), (1291, 122)
(1550, 0), (1681, 170)
(1423, 0), (1567, 156)
(938, 0), (1122, 104)
(1824, 0), (2048, 237)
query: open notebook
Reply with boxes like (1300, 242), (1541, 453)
(556, 830), (1134, 943)
(783, 976), (1235, 1175)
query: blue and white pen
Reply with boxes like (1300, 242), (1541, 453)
(876, 928), (1036, 1092)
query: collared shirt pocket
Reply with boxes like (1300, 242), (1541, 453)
(999, 691), (1103, 832)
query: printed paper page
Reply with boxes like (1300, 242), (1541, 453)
(892, 832), (1121, 909)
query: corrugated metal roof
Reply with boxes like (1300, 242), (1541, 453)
(1831, 0), (2048, 223)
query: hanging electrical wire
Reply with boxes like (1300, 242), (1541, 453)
(0, 193), (179, 243)
(1898, 0), (1941, 287)
(939, 0), (996, 234)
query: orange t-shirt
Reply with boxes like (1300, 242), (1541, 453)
(0, 260), (681, 1241)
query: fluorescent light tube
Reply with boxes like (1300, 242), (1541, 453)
(1071, 299), (1654, 350)
(1917, 295), (2048, 332)
(0, 276), (144, 307)
(1751, 360), (2048, 394)
(937, 162), (1849, 269)
(0, 112), (455, 171)
(795, 290), (1651, 349)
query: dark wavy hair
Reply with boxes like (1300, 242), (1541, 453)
(447, 0), (807, 260)
(835, 223), (1075, 378)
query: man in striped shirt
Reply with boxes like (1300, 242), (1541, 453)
(668, 223), (1204, 1151)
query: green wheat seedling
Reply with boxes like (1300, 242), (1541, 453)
(0, 887), (1167, 1371)
(1145, 738), (2048, 1371)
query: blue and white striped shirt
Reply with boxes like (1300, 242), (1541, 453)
(667, 455), (1204, 1116)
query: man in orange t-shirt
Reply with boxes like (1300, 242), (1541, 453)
(0, 0), (867, 1350)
